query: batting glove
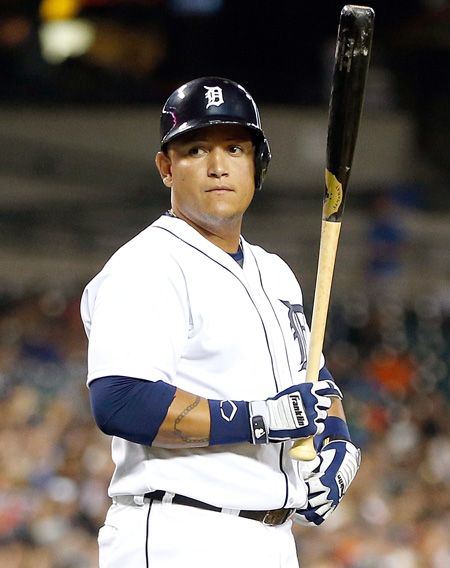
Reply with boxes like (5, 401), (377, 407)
(249, 380), (342, 444)
(293, 439), (361, 526)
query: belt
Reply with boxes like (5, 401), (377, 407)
(144, 490), (295, 526)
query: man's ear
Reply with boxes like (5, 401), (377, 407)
(155, 151), (173, 187)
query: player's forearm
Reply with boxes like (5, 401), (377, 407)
(154, 390), (253, 448)
(152, 389), (211, 448)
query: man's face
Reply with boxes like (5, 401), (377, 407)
(156, 124), (256, 240)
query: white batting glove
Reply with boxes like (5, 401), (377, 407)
(249, 380), (342, 444)
(294, 439), (361, 526)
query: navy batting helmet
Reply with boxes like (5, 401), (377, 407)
(160, 77), (271, 191)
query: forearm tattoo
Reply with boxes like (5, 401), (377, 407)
(174, 396), (209, 444)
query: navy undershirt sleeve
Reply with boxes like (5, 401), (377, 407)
(89, 376), (176, 446)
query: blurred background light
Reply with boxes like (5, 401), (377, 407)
(39, 19), (95, 64)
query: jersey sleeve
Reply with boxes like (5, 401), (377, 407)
(82, 251), (190, 385)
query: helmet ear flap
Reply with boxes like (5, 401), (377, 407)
(255, 138), (271, 191)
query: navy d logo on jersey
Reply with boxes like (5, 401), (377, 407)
(280, 300), (308, 372)
(204, 86), (224, 108)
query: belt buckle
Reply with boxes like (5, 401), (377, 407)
(262, 508), (295, 526)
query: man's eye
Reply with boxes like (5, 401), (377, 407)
(189, 147), (206, 156)
(229, 145), (244, 154)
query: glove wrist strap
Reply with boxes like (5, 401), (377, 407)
(248, 400), (269, 444)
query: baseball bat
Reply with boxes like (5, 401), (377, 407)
(290, 5), (375, 461)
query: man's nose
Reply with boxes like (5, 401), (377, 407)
(207, 149), (229, 178)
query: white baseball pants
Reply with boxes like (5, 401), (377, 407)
(98, 498), (300, 568)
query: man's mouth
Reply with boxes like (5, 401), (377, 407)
(206, 186), (233, 192)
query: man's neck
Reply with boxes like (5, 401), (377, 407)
(168, 209), (242, 253)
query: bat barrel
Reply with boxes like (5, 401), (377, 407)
(324, 5), (375, 223)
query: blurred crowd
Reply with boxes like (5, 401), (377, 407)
(0, 278), (449, 567)
(0, 286), (112, 568)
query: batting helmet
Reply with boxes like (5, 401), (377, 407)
(160, 77), (271, 191)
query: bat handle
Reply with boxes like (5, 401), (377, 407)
(290, 345), (322, 461)
(289, 220), (342, 461)
(290, 435), (317, 461)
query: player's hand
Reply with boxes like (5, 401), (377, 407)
(294, 440), (361, 526)
(249, 380), (342, 444)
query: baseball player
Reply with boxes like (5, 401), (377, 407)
(81, 77), (361, 568)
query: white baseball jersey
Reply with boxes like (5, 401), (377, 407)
(81, 214), (322, 510)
